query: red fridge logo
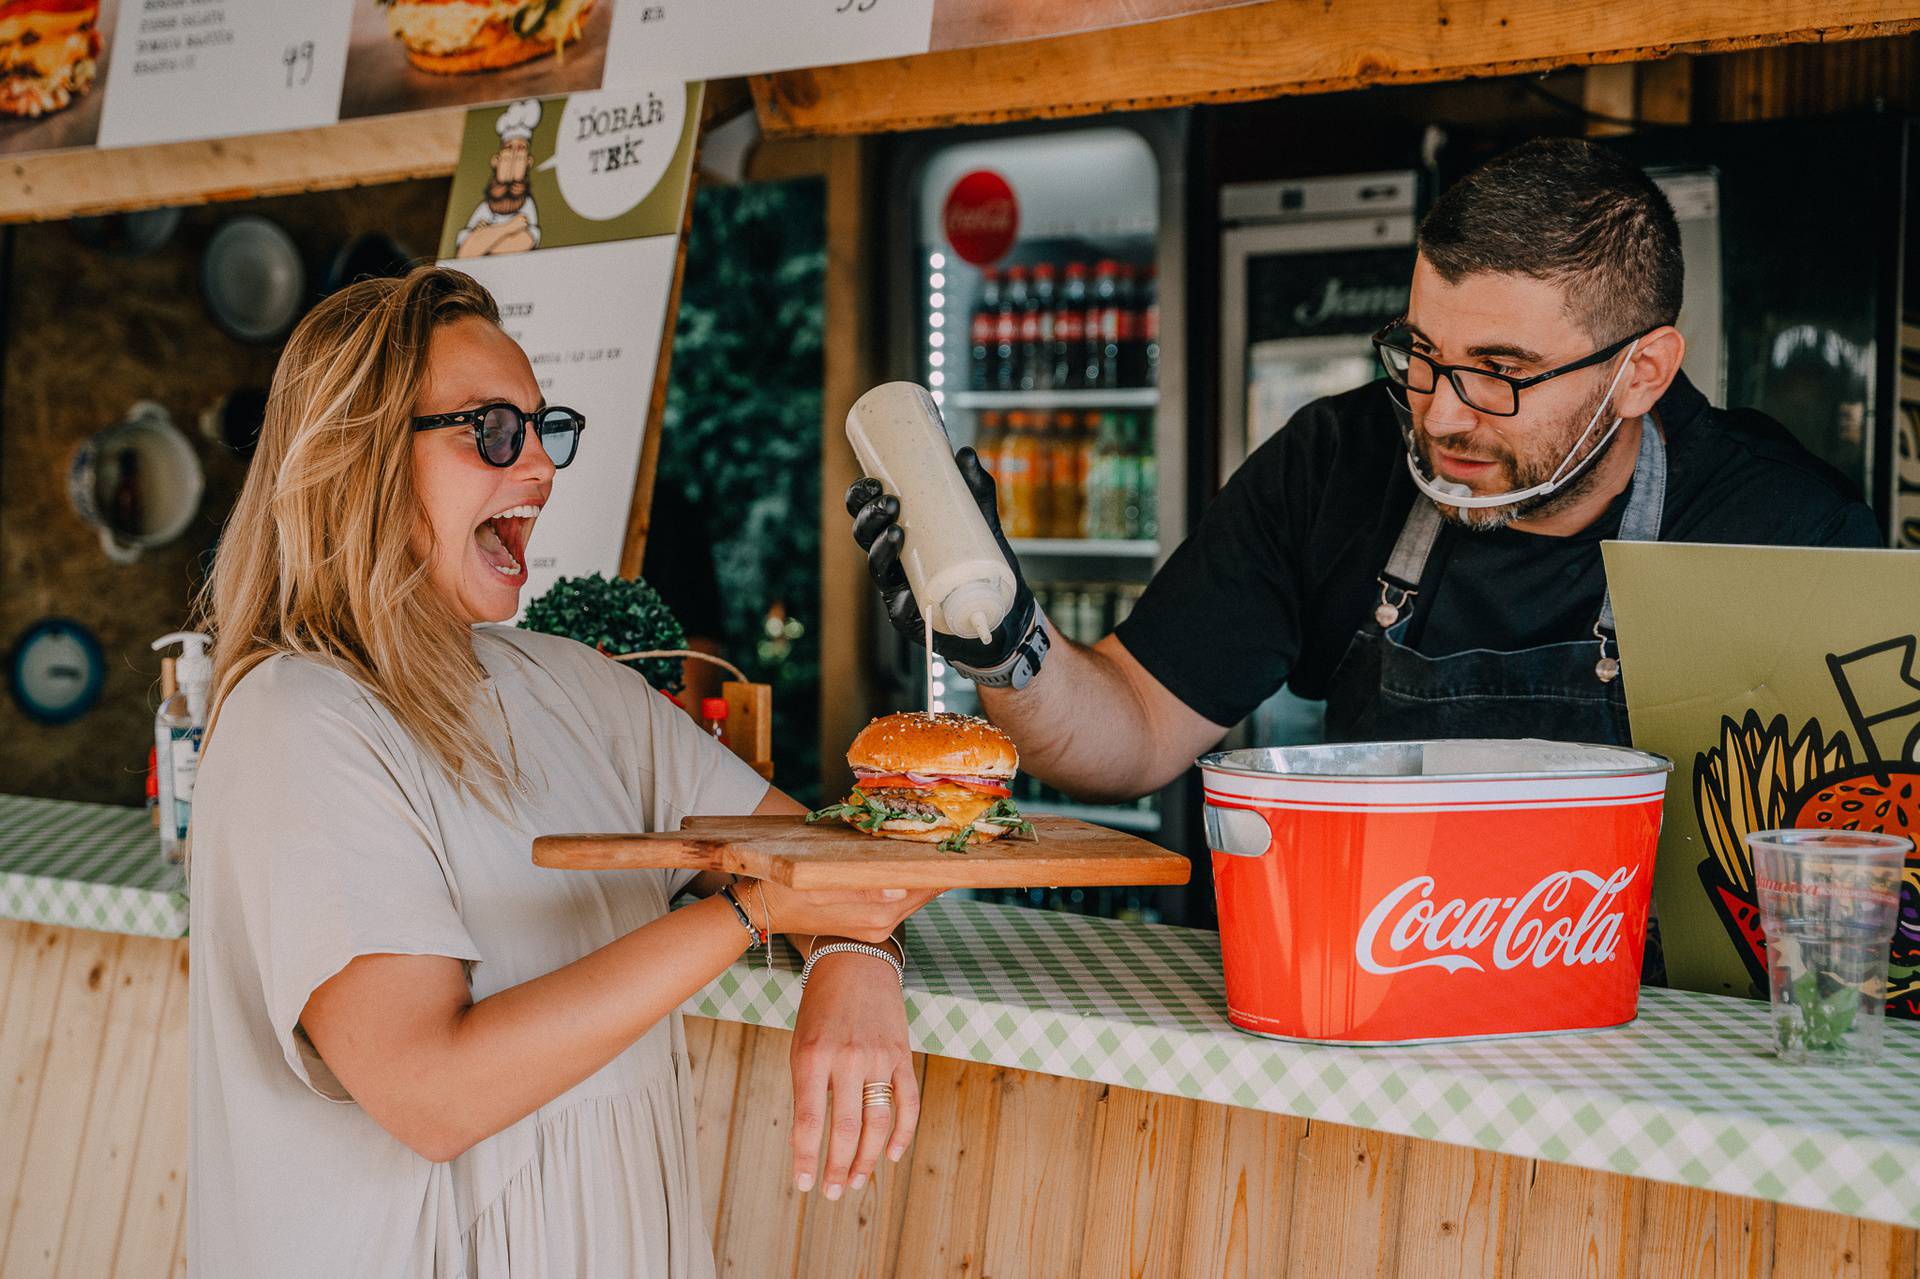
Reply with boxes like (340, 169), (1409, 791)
(943, 170), (1018, 266)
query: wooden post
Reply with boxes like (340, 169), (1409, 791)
(721, 680), (774, 780)
(817, 135), (883, 799)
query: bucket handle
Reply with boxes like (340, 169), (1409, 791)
(1203, 800), (1270, 859)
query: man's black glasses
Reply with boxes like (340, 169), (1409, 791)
(1371, 320), (1651, 417)
(411, 403), (585, 468)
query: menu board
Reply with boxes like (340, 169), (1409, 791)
(437, 82), (699, 615)
(97, 0), (353, 147)
(0, 0), (1262, 159)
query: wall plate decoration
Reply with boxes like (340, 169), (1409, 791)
(8, 618), (107, 726)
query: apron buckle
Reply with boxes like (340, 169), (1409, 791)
(1593, 621), (1621, 683)
(1375, 580), (1415, 629)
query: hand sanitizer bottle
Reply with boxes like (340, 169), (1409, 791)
(152, 631), (212, 864)
(845, 382), (1015, 643)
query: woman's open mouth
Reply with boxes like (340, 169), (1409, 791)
(474, 504), (540, 579)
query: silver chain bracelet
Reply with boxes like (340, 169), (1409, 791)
(800, 938), (906, 988)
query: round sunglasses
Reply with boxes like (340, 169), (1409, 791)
(411, 402), (586, 468)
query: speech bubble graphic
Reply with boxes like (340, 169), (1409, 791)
(537, 86), (687, 223)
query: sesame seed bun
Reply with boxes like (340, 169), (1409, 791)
(846, 712), (1017, 780)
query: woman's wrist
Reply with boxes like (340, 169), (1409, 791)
(702, 888), (758, 957)
(800, 933), (906, 988)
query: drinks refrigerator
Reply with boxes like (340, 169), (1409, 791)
(1217, 170), (1420, 751)
(882, 112), (1196, 922)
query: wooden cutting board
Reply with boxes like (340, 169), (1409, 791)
(532, 814), (1191, 890)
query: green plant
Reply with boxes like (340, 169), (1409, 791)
(520, 573), (687, 693)
(660, 177), (826, 800)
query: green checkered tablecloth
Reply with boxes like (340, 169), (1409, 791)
(686, 897), (1920, 1231)
(0, 794), (186, 938)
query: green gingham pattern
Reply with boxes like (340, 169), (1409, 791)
(686, 897), (1920, 1230)
(0, 795), (187, 938)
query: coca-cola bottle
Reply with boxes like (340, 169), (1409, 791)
(970, 268), (1001, 393)
(1093, 260), (1133, 390)
(1120, 264), (1148, 388)
(996, 266), (1028, 394)
(1022, 263), (1055, 392)
(1141, 265), (1159, 388)
(1052, 262), (1088, 391)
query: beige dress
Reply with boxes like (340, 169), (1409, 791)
(186, 625), (769, 1278)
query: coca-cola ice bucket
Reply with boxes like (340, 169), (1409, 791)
(1198, 740), (1672, 1044)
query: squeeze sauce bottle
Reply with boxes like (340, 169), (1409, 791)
(152, 631), (212, 864)
(845, 383), (1016, 644)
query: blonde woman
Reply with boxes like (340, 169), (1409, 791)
(186, 267), (933, 1278)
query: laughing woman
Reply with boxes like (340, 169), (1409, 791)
(185, 267), (932, 1278)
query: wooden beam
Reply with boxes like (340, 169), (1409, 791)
(1582, 64), (1638, 136)
(0, 108), (467, 224)
(0, 77), (754, 226)
(751, 0), (1920, 137)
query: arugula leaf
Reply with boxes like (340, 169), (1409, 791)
(806, 791), (935, 836)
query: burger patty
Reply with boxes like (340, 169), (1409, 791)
(859, 788), (943, 823)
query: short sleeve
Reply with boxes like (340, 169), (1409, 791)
(608, 660), (770, 897)
(194, 660), (481, 1102)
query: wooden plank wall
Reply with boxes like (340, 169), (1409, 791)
(687, 1018), (1920, 1279)
(0, 921), (188, 1278)
(6, 920), (1916, 1279)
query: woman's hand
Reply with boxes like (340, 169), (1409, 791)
(754, 879), (935, 944)
(788, 949), (919, 1199)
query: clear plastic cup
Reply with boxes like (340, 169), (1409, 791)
(1747, 829), (1910, 1066)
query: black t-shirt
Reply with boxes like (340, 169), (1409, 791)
(1114, 372), (1882, 728)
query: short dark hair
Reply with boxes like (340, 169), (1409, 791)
(1417, 137), (1683, 345)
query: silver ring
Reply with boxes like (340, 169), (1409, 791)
(861, 1082), (894, 1110)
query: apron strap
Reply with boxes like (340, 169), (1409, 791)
(1596, 416), (1668, 636)
(1373, 492), (1442, 628)
(1592, 417), (1667, 681)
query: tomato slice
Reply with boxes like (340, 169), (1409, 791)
(854, 772), (1012, 798)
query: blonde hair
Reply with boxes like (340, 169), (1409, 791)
(194, 266), (517, 804)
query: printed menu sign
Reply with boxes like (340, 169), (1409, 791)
(603, 0), (935, 83)
(0, 0), (1268, 159)
(1606, 542), (1920, 1016)
(96, 0), (353, 147)
(438, 82), (700, 615)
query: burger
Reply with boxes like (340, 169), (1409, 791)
(808, 712), (1035, 852)
(376, 0), (598, 75)
(0, 0), (101, 119)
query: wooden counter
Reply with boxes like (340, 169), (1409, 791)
(5, 798), (1920, 1277)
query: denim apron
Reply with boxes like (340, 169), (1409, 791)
(1323, 418), (1666, 747)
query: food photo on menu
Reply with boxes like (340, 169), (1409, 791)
(0, 0), (112, 153)
(338, 0), (611, 121)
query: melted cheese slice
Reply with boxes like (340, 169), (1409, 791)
(385, 0), (592, 53)
(0, 8), (94, 78)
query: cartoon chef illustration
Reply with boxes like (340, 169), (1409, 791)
(456, 98), (542, 258)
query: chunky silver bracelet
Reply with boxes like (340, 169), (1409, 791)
(800, 938), (905, 988)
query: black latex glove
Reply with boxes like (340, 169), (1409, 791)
(845, 446), (1037, 671)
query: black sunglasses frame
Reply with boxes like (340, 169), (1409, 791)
(411, 402), (586, 469)
(1370, 319), (1653, 418)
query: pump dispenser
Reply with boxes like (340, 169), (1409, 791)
(845, 383), (1015, 643)
(152, 631), (212, 863)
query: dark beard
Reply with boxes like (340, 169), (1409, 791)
(486, 180), (528, 216)
(1422, 380), (1621, 532)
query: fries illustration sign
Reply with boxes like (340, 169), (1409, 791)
(1605, 542), (1920, 1012)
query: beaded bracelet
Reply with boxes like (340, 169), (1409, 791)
(717, 884), (766, 952)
